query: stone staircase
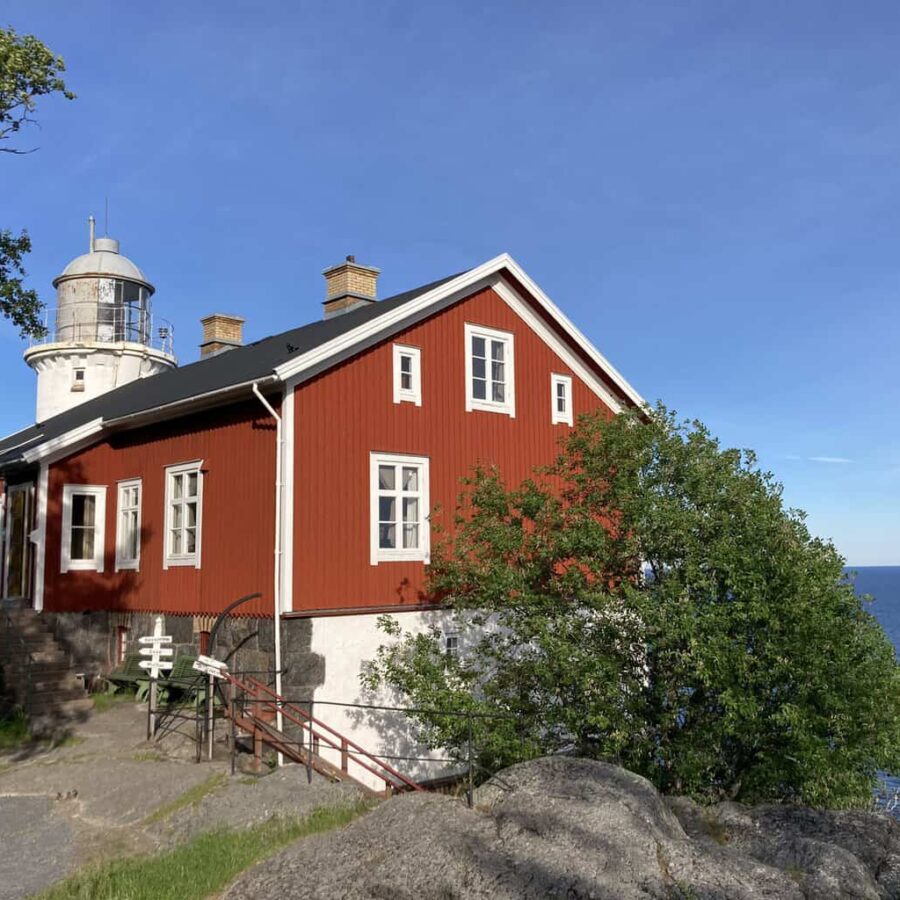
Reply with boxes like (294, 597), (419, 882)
(0, 608), (93, 735)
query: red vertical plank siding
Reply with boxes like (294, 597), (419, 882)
(292, 286), (616, 613)
(44, 400), (277, 618)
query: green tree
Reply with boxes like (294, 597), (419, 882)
(0, 25), (75, 337)
(365, 405), (900, 808)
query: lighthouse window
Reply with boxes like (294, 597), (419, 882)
(61, 485), (107, 573)
(164, 461), (203, 568)
(72, 368), (85, 392)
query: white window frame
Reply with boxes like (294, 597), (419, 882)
(164, 461), (204, 569)
(60, 484), (106, 573)
(551, 373), (573, 426)
(464, 323), (515, 417)
(115, 478), (142, 572)
(392, 344), (422, 406)
(369, 452), (430, 566)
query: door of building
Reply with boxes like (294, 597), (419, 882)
(3, 483), (34, 602)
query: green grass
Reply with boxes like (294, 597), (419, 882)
(0, 710), (31, 750)
(131, 750), (165, 762)
(143, 772), (229, 825)
(38, 801), (373, 900)
(91, 691), (135, 714)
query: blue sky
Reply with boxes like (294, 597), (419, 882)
(2, 2), (899, 565)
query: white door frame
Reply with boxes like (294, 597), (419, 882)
(2, 481), (34, 603)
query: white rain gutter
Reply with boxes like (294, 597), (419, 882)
(252, 381), (284, 765)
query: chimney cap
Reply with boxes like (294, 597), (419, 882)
(322, 258), (380, 277)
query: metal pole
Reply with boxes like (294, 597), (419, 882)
(207, 673), (214, 760)
(306, 699), (313, 785)
(466, 712), (474, 809)
(229, 678), (236, 776)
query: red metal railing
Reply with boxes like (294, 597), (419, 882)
(223, 671), (423, 795)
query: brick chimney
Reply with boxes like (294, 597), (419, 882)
(199, 313), (244, 357)
(322, 255), (379, 318)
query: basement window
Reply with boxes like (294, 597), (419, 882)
(61, 485), (107, 573)
(115, 479), (142, 572)
(464, 323), (515, 417)
(392, 344), (422, 406)
(551, 373), (573, 426)
(370, 452), (430, 565)
(164, 461), (203, 569)
(115, 626), (129, 665)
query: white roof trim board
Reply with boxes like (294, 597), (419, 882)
(276, 253), (645, 408)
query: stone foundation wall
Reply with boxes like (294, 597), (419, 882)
(43, 612), (325, 700)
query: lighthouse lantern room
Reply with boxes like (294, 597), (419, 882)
(23, 218), (176, 422)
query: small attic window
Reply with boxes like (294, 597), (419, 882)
(71, 368), (86, 392)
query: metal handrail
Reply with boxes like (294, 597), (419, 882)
(227, 672), (424, 794)
(28, 305), (175, 356)
(0, 609), (34, 713)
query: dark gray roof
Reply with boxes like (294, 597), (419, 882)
(0, 272), (463, 468)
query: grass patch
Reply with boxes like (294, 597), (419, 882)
(0, 710), (31, 750)
(91, 691), (135, 714)
(38, 801), (373, 900)
(143, 772), (229, 825)
(132, 750), (165, 762)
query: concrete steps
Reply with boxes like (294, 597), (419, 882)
(1, 608), (93, 734)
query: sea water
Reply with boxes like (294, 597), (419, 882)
(846, 566), (900, 815)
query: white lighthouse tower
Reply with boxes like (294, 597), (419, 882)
(24, 219), (176, 422)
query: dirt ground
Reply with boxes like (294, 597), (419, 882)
(0, 701), (358, 899)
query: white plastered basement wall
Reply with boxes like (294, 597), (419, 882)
(307, 608), (462, 790)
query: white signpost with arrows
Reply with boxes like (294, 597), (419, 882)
(140, 616), (173, 739)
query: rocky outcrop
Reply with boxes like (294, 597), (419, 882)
(226, 756), (899, 899)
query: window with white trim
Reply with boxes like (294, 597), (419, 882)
(445, 631), (459, 659)
(464, 323), (515, 416)
(392, 344), (422, 406)
(370, 453), (430, 565)
(61, 485), (106, 573)
(164, 462), (203, 568)
(115, 479), (142, 571)
(551, 373), (573, 426)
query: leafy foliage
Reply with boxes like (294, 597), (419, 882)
(0, 26), (74, 338)
(0, 26), (74, 152)
(365, 404), (900, 808)
(0, 229), (45, 337)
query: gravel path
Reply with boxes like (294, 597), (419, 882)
(0, 702), (358, 898)
(0, 796), (75, 900)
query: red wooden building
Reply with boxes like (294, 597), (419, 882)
(0, 240), (644, 776)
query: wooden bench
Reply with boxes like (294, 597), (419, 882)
(163, 655), (201, 696)
(105, 653), (144, 689)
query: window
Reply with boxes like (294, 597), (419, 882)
(370, 452), (430, 565)
(71, 367), (85, 392)
(115, 479), (142, 571)
(164, 461), (203, 568)
(551, 373), (573, 426)
(61, 485), (106, 573)
(392, 344), (422, 406)
(464, 324), (515, 417)
(445, 632), (459, 659)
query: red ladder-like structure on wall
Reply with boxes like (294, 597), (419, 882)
(221, 672), (424, 797)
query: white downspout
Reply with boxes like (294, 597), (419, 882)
(252, 382), (284, 765)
